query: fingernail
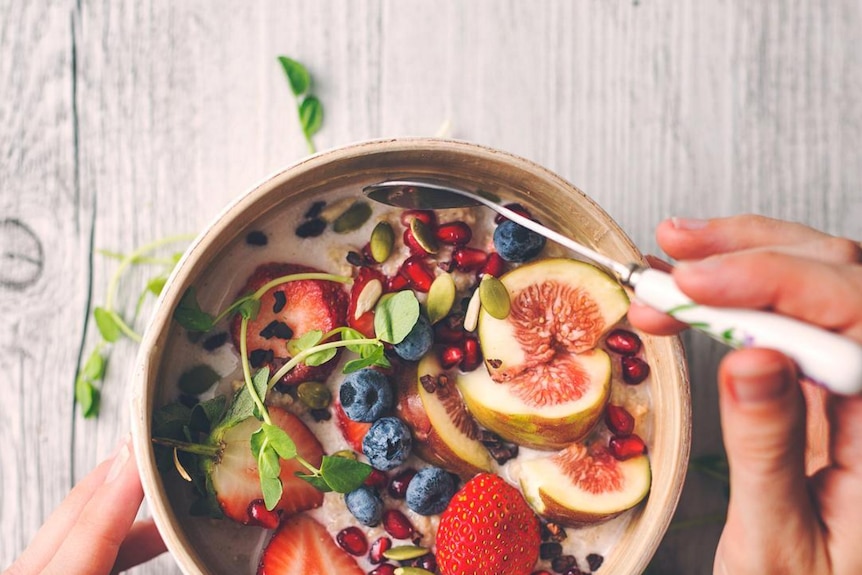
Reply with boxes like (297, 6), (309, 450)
(728, 360), (791, 403)
(106, 438), (131, 483)
(675, 256), (722, 274)
(670, 217), (709, 230)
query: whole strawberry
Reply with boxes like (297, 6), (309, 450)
(436, 473), (540, 575)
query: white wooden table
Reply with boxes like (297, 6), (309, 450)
(3, 2), (860, 573)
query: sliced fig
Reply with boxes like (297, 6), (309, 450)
(519, 442), (651, 525)
(396, 354), (494, 478)
(478, 258), (629, 382)
(456, 349), (611, 450)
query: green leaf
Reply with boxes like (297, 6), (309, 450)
(289, 330), (323, 355)
(340, 327), (366, 354)
(189, 395), (226, 434)
(217, 367), (270, 429)
(173, 288), (215, 332)
(250, 427), (266, 459)
(178, 364), (221, 395)
(75, 377), (100, 418)
(374, 290), (420, 344)
(82, 349), (106, 381)
(304, 346), (337, 367)
(277, 56), (310, 96)
(147, 275), (168, 296)
(252, 366), (269, 400)
(94, 307), (122, 342)
(319, 455), (373, 493)
(299, 95), (324, 139)
(343, 345), (387, 374)
(238, 299), (260, 321)
(153, 402), (193, 438)
(261, 475), (283, 511)
(262, 423), (297, 460)
(296, 473), (333, 493)
(258, 444), (281, 479)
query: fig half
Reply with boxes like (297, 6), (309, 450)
(519, 443), (651, 525)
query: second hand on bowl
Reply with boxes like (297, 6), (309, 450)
(363, 178), (862, 396)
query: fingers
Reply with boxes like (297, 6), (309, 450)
(717, 349), (825, 571)
(111, 519), (167, 574)
(672, 252), (862, 339)
(656, 215), (843, 261)
(41, 439), (145, 575)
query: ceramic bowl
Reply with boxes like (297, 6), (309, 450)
(131, 138), (691, 575)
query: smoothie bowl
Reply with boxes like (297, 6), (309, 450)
(131, 139), (691, 575)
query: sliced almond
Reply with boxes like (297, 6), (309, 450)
(478, 275), (511, 319)
(426, 273), (456, 324)
(463, 287), (482, 332)
(354, 278), (383, 320)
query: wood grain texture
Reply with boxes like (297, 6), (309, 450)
(1, 0), (860, 573)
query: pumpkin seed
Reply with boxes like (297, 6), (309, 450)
(354, 278), (383, 320)
(479, 275), (511, 319)
(296, 381), (331, 409)
(332, 201), (372, 233)
(394, 567), (435, 575)
(332, 449), (357, 460)
(426, 273), (456, 324)
(383, 545), (430, 561)
(319, 196), (356, 222)
(410, 217), (439, 254)
(369, 221), (395, 263)
(463, 287), (482, 332)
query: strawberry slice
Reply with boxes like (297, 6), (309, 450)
(231, 263), (347, 387)
(258, 513), (364, 575)
(208, 407), (324, 524)
(346, 267), (385, 339)
(333, 400), (371, 452)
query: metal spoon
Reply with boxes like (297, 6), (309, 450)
(364, 178), (862, 395)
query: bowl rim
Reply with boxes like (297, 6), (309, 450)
(131, 137), (692, 575)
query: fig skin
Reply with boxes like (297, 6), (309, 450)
(394, 357), (494, 479)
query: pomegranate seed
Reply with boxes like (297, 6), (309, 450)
(387, 468), (416, 499)
(494, 203), (534, 224)
(369, 536), (392, 564)
(439, 345), (465, 369)
(360, 242), (375, 265)
(621, 356), (650, 384)
(405, 553), (438, 571)
(460, 337), (483, 372)
(337, 526), (369, 556)
(246, 499), (280, 529)
(400, 209), (437, 229)
(434, 320), (466, 344)
(605, 329), (642, 356)
(609, 434), (647, 460)
(435, 221), (472, 245)
(479, 252), (505, 277)
(403, 228), (431, 255)
(605, 404), (635, 436)
(452, 247), (488, 272)
(399, 255), (434, 292)
(364, 469), (388, 490)
(386, 274), (410, 292)
(369, 565), (397, 575)
(382, 509), (415, 539)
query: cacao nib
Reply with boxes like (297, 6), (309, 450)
(249, 349), (273, 368)
(539, 541), (562, 559)
(272, 291), (286, 313)
(587, 553), (604, 571)
(310, 408), (331, 422)
(346, 251), (365, 267)
(202, 331), (228, 351)
(245, 230), (268, 246)
(304, 200), (326, 219)
(259, 320), (294, 340)
(551, 554), (577, 572)
(296, 218), (326, 238)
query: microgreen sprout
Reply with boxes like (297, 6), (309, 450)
(165, 272), (421, 510)
(76, 234), (193, 418)
(278, 56), (324, 154)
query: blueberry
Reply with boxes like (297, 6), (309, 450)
(362, 417), (412, 471)
(493, 219), (546, 262)
(344, 485), (383, 526)
(339, 368), (393, 422)
(405, 467), (457, 516)
(392, 314), (434, 361)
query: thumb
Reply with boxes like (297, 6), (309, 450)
(717, 348), (815, 563)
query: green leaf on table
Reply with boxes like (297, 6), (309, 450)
(374, 290), (420, 344)
(75, 376), (100, 418)
(82, 349), (106, 381)
(319, 455), (373, 493)
(261, 475), (283, 511)
(94, 307), (121, 342)
(178, 364), (221, 395)
(278, 56), (310, 96)
(173, 288), (215, 332)
(299, 95), (323, 139)
(262, 422), (297, 460)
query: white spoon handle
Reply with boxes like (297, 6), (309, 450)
(633, 268), (862, 395)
